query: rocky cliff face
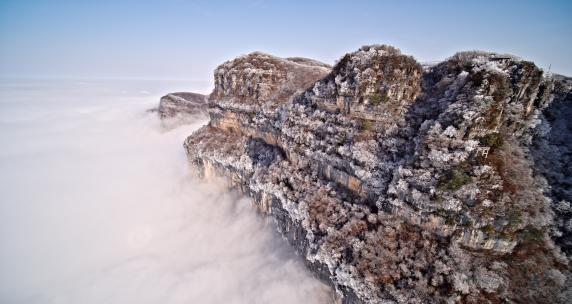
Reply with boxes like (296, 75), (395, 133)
(210, 52), (331, 107)
(157, 92), (208, 120)
(182, 46), (571, 303)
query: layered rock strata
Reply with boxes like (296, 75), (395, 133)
(157, 92), (208, 119)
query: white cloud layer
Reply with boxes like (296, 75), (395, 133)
(0, 79), (331, 304)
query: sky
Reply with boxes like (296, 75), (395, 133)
(1, 0), (571, 80)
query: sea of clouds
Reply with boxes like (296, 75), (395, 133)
(0, 78), (332, 304)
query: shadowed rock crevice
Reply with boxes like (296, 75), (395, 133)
(529, 75), (572, 254)
(246, 138), (285, 168)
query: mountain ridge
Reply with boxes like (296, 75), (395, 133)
(169, 45), (571, 303)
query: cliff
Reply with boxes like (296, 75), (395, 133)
(181, 46), (571, 303)
(157, 92), (208, 120)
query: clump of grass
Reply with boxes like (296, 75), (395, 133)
(369, 93), (389, 106)
(469, 70), (485, 87)
(361, 119), (373, 131)
(492, 87), (510, 102)
(445, 215), (456, 226)
(483, 225), (496, 234)
(522, 226), (544, 243)
(438, 168), (472, 191)
(460, 217), (473, 228)
(480, 132), (504, 149)
(507, 210), (523, 229)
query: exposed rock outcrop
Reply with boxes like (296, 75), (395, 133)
(157, 92), (208, 120)
(210, 52), (331, 107)
(183, 46), (571, 303)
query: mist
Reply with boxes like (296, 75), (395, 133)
(0, 79), (332, 304)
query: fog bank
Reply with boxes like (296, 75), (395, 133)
(0, 79), (331, 304)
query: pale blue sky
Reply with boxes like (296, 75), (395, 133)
(1, 0), (571, 79)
